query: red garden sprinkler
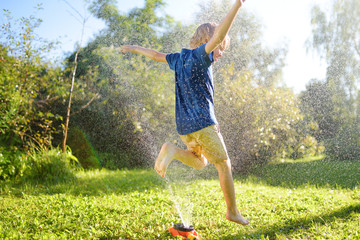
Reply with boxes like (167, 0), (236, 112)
(168, 223), (200, 239)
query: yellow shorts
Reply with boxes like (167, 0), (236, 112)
(179, 125), (229, 164)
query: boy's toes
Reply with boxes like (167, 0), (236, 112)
(154, 167), (165, 177)
(226, 213), (250, 226)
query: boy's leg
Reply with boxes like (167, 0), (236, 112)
(214, 159), (250, 225)
(154, 142), (207, 177)
(190, 125), (248, 225)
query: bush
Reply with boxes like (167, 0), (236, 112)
(289, 134), (325, 159)
(216, 66), (310, 172)
(300, 80), (360, 161)
(1, 13), (65, 151)
(67, 126), (101, 169)
(325, 124), (360, 161)
(23, 148), (79, 184)
(0, 147), (27, 180)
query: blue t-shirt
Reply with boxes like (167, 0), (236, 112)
(166, 44), (218, 135)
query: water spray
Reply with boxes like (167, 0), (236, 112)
(164, 171), (200, 239)
(168, 223), (200, 239)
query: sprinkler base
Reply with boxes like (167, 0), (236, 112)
(168, 223), (200, 239)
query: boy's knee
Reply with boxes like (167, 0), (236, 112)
(194, 157), (208, 170)
(162, 142), (173, 150)
(189, 152), (208, 170)
(161, 142), (176, 155)
(214, 158), (231, 170)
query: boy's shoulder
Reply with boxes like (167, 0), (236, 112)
(181, 43), (207, 56)
(179, 44), (212, 63)
(167, 43), (207, 57)
(166, 44), (213, 69)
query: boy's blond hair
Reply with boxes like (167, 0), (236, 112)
(190, 22), (230, 50)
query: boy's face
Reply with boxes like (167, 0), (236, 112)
(213, 47), (224, 63)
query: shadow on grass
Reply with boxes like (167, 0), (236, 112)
(224, 203), (360, 240)
(1, 163), (219, 198)
(1, 168), (166, 197)
(241, 160), (360, 189)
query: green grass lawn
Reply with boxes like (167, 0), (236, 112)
(1, 157), (359, 239)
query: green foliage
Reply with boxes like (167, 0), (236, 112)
(306, 0), (360, 161)
(300, 79), (360, 161)
(0, 10), (65, 151)
(23, 147), (78, 184)
(0, 83), (26, 147)
(326, 123), (360, 161)
(89, 0), (172, 47)
(61, 1), (180, 169)
(99, 152), (133, 170)
(0, 159), (359, 239)
(309, 0), (360, 88)
(0, 147), (27, 180)
(216, 65), (320, 172)
(67, 126), (101, 169)
(300, 80), (339, 141)
(289, 134), (324, 159)
(0, 145), (78, 183)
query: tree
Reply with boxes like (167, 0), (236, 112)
(89, 0), (172, 48)
(58, 0), (178, 168)
(0, 8), (68, 179)
(216, 65), (313, 172)
(304, 0), (360, 160)
(309, 0), (360, 92)
(0, 8), (65, 151)
(61, 0), (92, 153)
(300, 80), (340, 141)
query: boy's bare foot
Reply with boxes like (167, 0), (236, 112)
(154, 143), (175, 177)
(226, 211), (250, 225)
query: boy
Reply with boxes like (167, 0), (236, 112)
(121, 0), (249, 225)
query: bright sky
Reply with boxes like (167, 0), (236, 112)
(1, 0), (332, 93)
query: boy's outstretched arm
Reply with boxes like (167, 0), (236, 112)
(205, 0), (245, 54)
(121, 45), (167, 63)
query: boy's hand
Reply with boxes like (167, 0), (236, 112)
(120, 45), (167, 62)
